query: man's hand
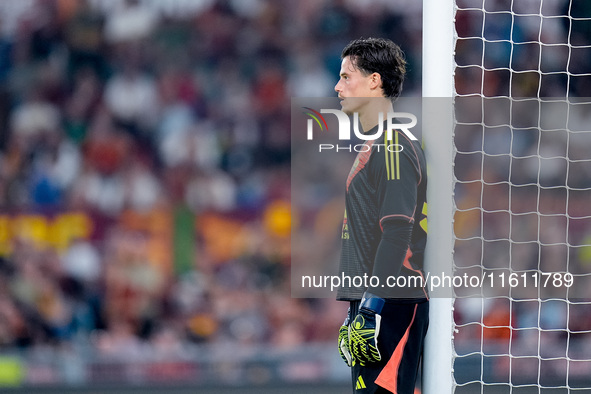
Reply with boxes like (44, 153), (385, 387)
(338, 308), (354, 366)
(349, 293), (385, 365)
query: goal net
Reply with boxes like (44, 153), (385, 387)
(450, 0), (591, 393)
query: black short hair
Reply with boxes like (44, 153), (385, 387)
(341, 37), (406, 99)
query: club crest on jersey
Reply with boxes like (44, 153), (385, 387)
(341, 210), (349, 240)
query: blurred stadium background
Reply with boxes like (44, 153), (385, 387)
(0, 0), (589, 392)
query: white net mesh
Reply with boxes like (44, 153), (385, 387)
(452, 0), (591, 392)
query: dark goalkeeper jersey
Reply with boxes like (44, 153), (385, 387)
(337, 126), (428, 301)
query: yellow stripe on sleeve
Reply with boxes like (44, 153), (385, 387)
(395, 131), (400, 180)
(384, 133), (391, 180)
(389, 133), (395, 180)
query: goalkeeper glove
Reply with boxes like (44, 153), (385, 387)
(338, 307), (354, 366)
(349, 293), (385, 365)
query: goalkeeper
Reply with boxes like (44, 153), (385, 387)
(334, 38), (429, 394)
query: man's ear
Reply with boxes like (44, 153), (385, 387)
(369, 72), (382, 91)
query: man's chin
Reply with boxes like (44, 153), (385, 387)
(339, 100), (354, 115)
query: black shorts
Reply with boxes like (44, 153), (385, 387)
(350, 299), (429, 394)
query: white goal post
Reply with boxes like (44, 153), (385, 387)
(422, 1), (456, 394)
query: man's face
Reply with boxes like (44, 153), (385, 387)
(334, 56), (375, 114)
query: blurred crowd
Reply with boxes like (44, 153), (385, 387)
(0, 0), (422, 367)
(0, 0), (589, 385)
